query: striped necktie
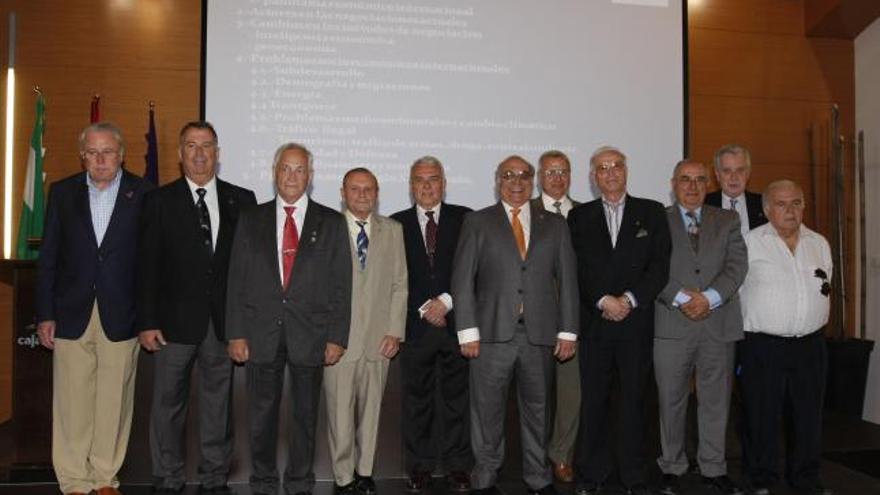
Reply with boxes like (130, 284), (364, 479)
(356, 220), (369, 269)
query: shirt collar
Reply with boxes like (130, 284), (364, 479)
(345, 209), (372, 226)
(416, 202), (442, 219)
(601, 194), (626, 207)
(677, 203), (702, 220)
(185, 175), (217, 199)
(276, 193), (308, 211)
(501, 200), (530, 216)
(541, 192), (570, 210)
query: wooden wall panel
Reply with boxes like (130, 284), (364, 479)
(689, 0), (804, 35)
(0, 0), (202, 422)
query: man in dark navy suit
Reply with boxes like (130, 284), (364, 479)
(36, 122), (154, 495)
(137, 121), (256, 494)
(391, 156), (472, 493)
(705, 144), (767, 235)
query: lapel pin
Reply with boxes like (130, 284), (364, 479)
(125, 190), (134, 199)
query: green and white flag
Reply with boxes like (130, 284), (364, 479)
(16, 95), (46, 260)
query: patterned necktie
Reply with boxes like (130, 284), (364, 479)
(282, 206), (299, 290)
(195, 188), (213, 256)
(729, 198), (738, 211)
(356, 220), (369, 269)
(425, 210), (437, 268)
(511, 208), (526, 260)
(553, 200), (563, 215)
(686, 210), (700, 252)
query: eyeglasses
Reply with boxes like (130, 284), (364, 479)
(83, 149), (120, 160)
(542, 169), (570, 178)
(676, 176), (709, 186)
(499, 170), (534, 182)
(595, 160), (625, 173)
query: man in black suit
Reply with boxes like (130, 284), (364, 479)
(36, 122), (153, 495)
(391, 156), (473, 493)
(225, 142), (352, 495)
(137, 121), (256, 494)
(568, 146), (671, 495)
(705, 144), (767, 235)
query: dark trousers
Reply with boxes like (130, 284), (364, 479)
(738, 331), (827, 489)
(575, 334), (652, 487)
(401, 328), (472, 474)
(149, 326), (233, 490)
(246, 332), (323, 495)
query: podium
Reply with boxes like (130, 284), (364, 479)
(0, 259), (54, 481)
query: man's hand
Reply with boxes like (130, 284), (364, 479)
(601, 295), (631, 322)
(422, 299), (449, 327)
(680, 290), (710, 321)
(37, 320), (56, 350)
(324, 342), (345, 366)
(554, 339), (577, 362)
(460, 341), (480, 359)
(139, 329), (167, 352)
(228, 338), (250, 364)
(379, 335), (401, 359)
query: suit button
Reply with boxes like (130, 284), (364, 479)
(517, 289), (523, 294)
(695, 269), (701, 274)
(276, 318), (283, 326)
(521, 266), (526, 272)
(282, 298), (288, 304)
(97, 254), (103, 262)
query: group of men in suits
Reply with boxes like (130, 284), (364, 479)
(35, 122), (832, 495)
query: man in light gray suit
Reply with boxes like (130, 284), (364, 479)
(654, 160), (747, 495)
(452, 155), (579, 495)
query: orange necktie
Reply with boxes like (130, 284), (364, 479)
(511, 208), (526, 260)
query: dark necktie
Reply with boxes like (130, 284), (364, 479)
(686, 210), (700, 252)
(729, 198), (738, 211)
(553, 200), (562, 215)
(425, 210), (437, 268)
(282, 206), (299, 290)
(195, 188), (213, 256)
(356, 220), (369, 269)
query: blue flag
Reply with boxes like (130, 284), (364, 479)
(144, 104), (159, 185)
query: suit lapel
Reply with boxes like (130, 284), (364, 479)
(527, 206), (549, 261)
(669, 205), (695, 256)
(588, 200), (613, 252)
(101, 172), (136, 248)
(258, 201), (284, 292)
(492, 203), (524, 262)
(75, 178), (99, 248)
(216, 179), (236, 258)
(405, 207), (432, 267)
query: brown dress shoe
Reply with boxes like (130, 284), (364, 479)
(66, 492), (88, 495)
(96, 487), (123, 495)
(553, 462), (574, 483)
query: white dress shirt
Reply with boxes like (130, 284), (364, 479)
(458, 201), (576, 344)
(275, 194), (309, 281)
(596, 194), (637, 309)
(541, 192), (573, 218)
(740, 223), (832, 337)
(416, 203), (452, 311)
(722, 192), (750, 237)
(185, 176), (219, 250)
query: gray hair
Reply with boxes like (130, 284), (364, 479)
(589, 145), (626, 170)
(410, 155), (445, 177)
(672, 159), (707, 179)
(714, 144), (751, 171)
(495, 155), (535, 179)
(272, 142), (313, 171)
(538, 150), (571, 169)
(79, 122), (126, 156)
(762, 179), (804, 209)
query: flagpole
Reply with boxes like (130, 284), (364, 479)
(3, 12), (17, 259)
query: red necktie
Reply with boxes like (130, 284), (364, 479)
(282, 206), (299, 290)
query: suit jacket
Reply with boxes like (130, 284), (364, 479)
(567, 195), (671, 340)
(705, 190), (767, 230)
(452, 202), (579, 346)
(390, 203), (471, 342)
(225, 198), (352, 366)
(36, 170), (154, 341)
(339, 213), (408, 363)
(655, 204), (747, 342)
(136, 177), (257, 344)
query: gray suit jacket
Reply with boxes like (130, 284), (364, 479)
(655, 204), (747, 342)
(340, 213), (408, 363)
(225, 198), (352, 365)
(452, 202), (579, 346)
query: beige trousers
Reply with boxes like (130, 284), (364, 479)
(52, 303), (139, 493)
(323, 357), (390, 486)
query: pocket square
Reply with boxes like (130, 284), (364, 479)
(636, 228), (648, 238)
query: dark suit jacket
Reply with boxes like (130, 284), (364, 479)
(225, 198), (352, 366)
(391, 203), (472, 342)
(567, 195), (671, 340)
(36, 170), (154, 341)
(136, 177), (257, 344)
(705, 190), (767, 230)
(452, 202), (579, 346)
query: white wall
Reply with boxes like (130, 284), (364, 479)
(856, 16), (880, 425)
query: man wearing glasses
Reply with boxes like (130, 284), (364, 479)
(654, 160), (747, 495)
(36, 122), (154, 495)
(452, 155), (579, 495)
(568, 146), (670, 495)
(532, 150), (580, 484)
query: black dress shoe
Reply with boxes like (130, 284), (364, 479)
(199, 485), (232, 494)
(470, 486), (500, 495)
(746, 485), (770, 495)
(293, 492), (312, 495)
(527, 485), (558, 495)
(447, 471), (471, 492)
(626, 483), (654, 495)
(658, 473), (681, 495)
(335, 482), (358, 495)
(406, 471), (432, 492)
(575, 481), (603, 495)
(153, 487), (184, 494)
(355, 473), (377, 495)
(797, 484), (833, 495)
(702, 475), (743, 495)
